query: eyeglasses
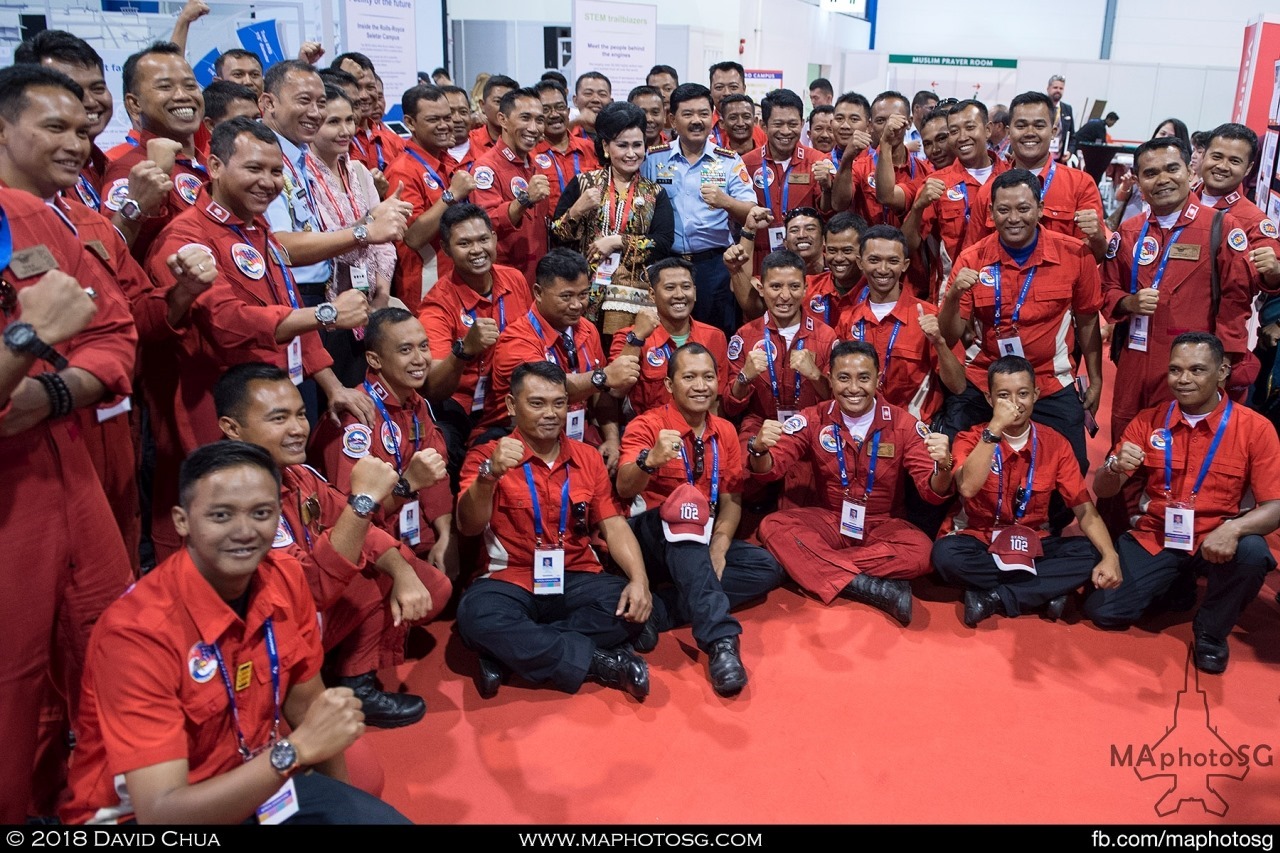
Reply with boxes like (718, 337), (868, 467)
(938, 98), (959, 108)
(572, 501), (589, 536)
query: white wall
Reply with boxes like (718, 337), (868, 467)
(1110, 0), (1264, 66)
(737, 0), (870, 95)
(872, 0), (1108, 62)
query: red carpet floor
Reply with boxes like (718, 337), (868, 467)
(363, 358), (1280, 825)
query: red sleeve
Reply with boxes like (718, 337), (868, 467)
(419, 298), (457, 361)
(620, 412), (658, 464)
(722, 332), (752, 415)
(1100, 231), (1131, 320)
(584, 447), (624, 522)
(275, 553), (325, 686)
(1071, 242), (1104, 314)
(750, 416), (811, 484)
(902, 418), (948, 503)
(489, 331), (545, 401)
(59, 229), (137, 397)
(471, 164), (520, 239)
(718, 420), (745, 494)
(1247, 415), (1280, 504)
(608, 326), (632, 362)
(459, 443), (493, 495)
(420, 426), (453, 522)
(951, 426), (982, 467)
(1054, 434), (1092, 508)
(384, 160), (434, 219)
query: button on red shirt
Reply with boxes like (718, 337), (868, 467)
(620, 404), (744, 513)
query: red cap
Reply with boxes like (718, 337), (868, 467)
(661, 482), (713, 544)
(988, 525), (1043, 574)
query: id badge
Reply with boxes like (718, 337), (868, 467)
(399, 499), (422, 547)
(996, 335), (1024, 358)
(566, 407), (586, 440)
(96, 396), (132, 423)
(257, 777), (300, 825)
(777, 409), (798, 422)
(533, 547), (566, 595)
(768, 226), (785, 251)
(1163, 503), (1195, 551)
(287, 336), (304, 385)
(1128, 315), (1150, 352)
(839, 499), (866, 540)
(593, 252), (620, 287)
(349, 264), (370, 293)
(471, 375), (488, 412)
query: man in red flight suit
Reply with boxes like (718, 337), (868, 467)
(383, 85), (476, 313)
(1192, 123), (1280, 287)
(417, 203), (532, 479)
(102, 42), (209, 260)
(533, 80), (600, 216)
(609, 257), (728, 415)
(334, 52), (404, 173)
(215, 363), (451, 727)
(0, 187), (137, 822)
(832, 91), (929, 228)
(312, 308), (456, 575)
(964, 91), (1108, 262)
(144, 118), (372, 558)
(470, 88), (552, 284)
(804, 212), (867, 326)
(469, 75), (518, 157)
(752, 340), (954, 625)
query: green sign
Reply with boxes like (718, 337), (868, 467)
(888, 54), (1018, 69)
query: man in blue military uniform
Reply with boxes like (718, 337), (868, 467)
(642, 83), (768, 337)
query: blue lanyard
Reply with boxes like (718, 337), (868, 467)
(202, 617), (281, 762)
(831, 147), (842, 169)
(365, 382), (420, 472)
(549, 150), (582, 193)
(468, 295), (508, 331)
(832, 422), (880, 500)
(1038, 161), (1056, 201)
(523, 462), (571, 546)
(957, 182), (970, 223)
(0, 207), (11, 272)
(374, 139), (386, 171)
(712, 127), (724, 146)
(75, 175), (102, 211)
(1129, 222), (1187, 294)
(1162, 399), (1232, 499)
(759, 148), (792, 220)
(528, 310), (592, 370)
(679, 435), (720, 512)
(763, 324), (803, 410)
(232, 226), (301, 310)
(993, 424), (1037, 522)
(405, 148), (444, 188)
(992, 264), (1037, 332)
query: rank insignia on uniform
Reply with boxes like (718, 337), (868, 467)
(230, 243), (265, 279)
(174, 172), (202, 205)
(1227, 228), (1248, 251)
(713, 146), (735, 157)
(205, 201), (230, 222)
(342, 424), (373, 458)
(727, 335), (744, 360)
(882, 405), (892, 421)
(783, 414), (807, 434)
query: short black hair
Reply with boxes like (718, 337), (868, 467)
(808, 104), (835, 125)
(202, 80), (259, 125)
(264, 60), (318, 97)
(365, 307), (417, 354)
(1171, 331), (1225, 365)
(987, 354), (1036, 387)
(213, 48), (261, 78)
(718, 93), (755, 113)
(825, 211), (867, 238)
(498, 87), (540, 116)
(990, 106), (1010, 125)
(540, 70), (568, 89)
(593, 101), (646, 160)
(210, 116), (280, 163)
(760, 89), (804, 125)
(708, 61), (745, 82)
(331, 52), (374, 73)
(1134, 136), (1189, 168)
(122, 41), (183, 96)
(831, 340), (880, 372)
(647, 65), (679, 83)
(432, 67), (449, 78)
(668, 342), (716, 380)
(835, 91), (871, 115)
(911, 89), (939, 110)
(760, 249), (806, 280)
(670, 83), (713, 115)
(647, 256), (695, 287)
(950, 98), (989, 123)
(534, 80), (568, 102)
(1191, 130), (1212, 150)
(809, 78), (833, 96)
(1009, 91), (1055, 121)
(872, 90), (910, 113)
(990, 168), (1044, 204)
(628, 85), (662, 103)
(213, 363), (290, 421)
(440, 202), (493, 245)
(318, 67), (359, 93)
(178, 441), (280, 510)
(575, 71), (612, 94)
(1104, 111), (1119, 122)
(859, 224), (908, 255)
(440, 84), (468, 101)
(483, 74), (520, 102)
(402, 84), (446, 119)
(510, 360), (567, 398)
(0, 65), (83, 123)
(14, 30), (103, 72)
(535, 248), (590, 288)
(921, 107), (950, 129)
(1206, 122), (1258, 163)
(323, 84), (353, 109)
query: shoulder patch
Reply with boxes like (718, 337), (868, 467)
(342, 423), (373, 458)
(104, 178), (130, 212)
(916, 421), (930, 439)
(174, 172), (202, 205)
(1227, 227), (1248, 252)
(727, 335), (744, 361)
(1259, 219), (1278, 240)
(473, 165), (495, 190)
(782, 414), (808, 434)
(1105, 231), (1120, 260)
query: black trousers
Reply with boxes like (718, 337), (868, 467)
(1083, 532), (1274, 641)
(690, 250), (740, 339)
(456, 573), (639, 692)
(932, 533), (1099, 617)
(628, 508), (783, 651)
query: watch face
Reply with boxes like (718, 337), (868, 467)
(270, 740), (296, 771)
(352, 494), (376, 515)
(6, 323), (34, 348)
(316, 303), (338, 324)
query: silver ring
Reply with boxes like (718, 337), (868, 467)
(670, 441), (680, 451)
(83, 287), (97, 300)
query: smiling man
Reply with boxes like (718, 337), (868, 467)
(533, 80), (599, 215)
(805, 212), (867, 325)
(572, 71), (612, 139)
(1193, 123), (1280, 284)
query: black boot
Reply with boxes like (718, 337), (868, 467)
(1042, 593), (1068, 622)
(633, 617), (660, 653)
(475, 654), (506, 699)
(334, 672), (427, 728)
(963, 588), (1003, 628)
(587, 647), (649, 699)
(707, 637), (748, 697)
(841, 574), (913, 626)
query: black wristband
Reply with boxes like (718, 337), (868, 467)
(35, 371), (73, 419)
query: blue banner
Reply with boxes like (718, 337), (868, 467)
(237, 20), (286, 70)
(193, 48), (220, 88)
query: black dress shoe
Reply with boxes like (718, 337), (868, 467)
(334, 672), (427, 728)
(1193, 633), (1230, 674)
(476, 654), (506, 699)
(1042, 594), (1068, 622)
(707, 637), (747, 697)
(633, 617), (660, 653)
(587, 647), (650, 700)
(842, 574), (913, 626)
(963, 588), (1003, 628)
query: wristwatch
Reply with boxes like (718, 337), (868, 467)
(747, 435), (768, 457)
(477, 459), (496, 481)
(441, 190), (457, 205)
(1103, 454), (1119, 473)
(347, 493), (379, 518)
(314, 302), (339, 330)
(624, 331), (647, 348)
(451, 338), (477, 362)
(352, 223), (370, 245)
(119, 198), (144, 222)
(393, 477), (413, 499)
(636, 449), (659, 474)
(514, 189), (532, 208)
(980, 428), (1002, 444)
(3, 321), (68, 370)
(269, 739), (300, 779)
(590, 367), (608, 390)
